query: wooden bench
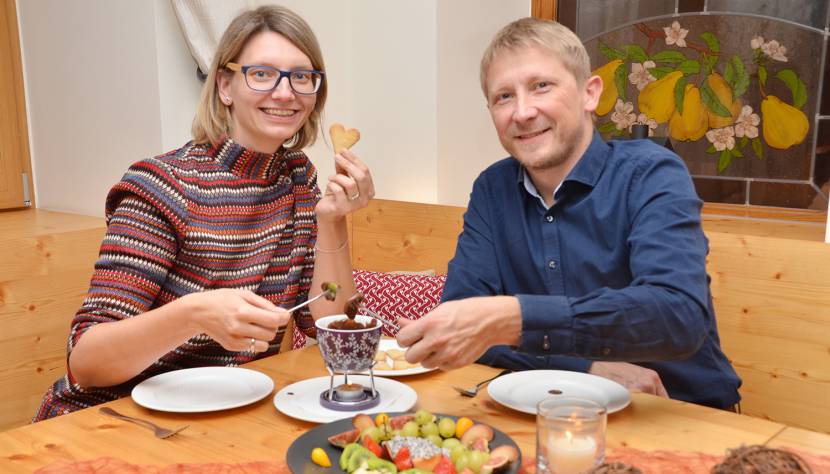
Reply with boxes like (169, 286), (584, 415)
(0, 209), (106, 430)
(2, 199), (828, 434)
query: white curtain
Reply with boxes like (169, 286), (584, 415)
(171, 0), (257, 75)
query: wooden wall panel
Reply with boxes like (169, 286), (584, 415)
(0, 210), (105, 430)
(702, 215), (824, 241)
(350, 199), (465, 274)
(706, 232), (830, 432)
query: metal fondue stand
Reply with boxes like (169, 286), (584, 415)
(320, 362), (381, 411)
(316, 313), (383, 412)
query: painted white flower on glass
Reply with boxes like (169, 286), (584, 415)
(633, 114), (658, 136)
(761, 39), (788, 62)
(663, 21), (688, 48)
(706, 126), (736, 151)
(629, 61), (657, 90)
(611, 99), (636, 131)
(734, 105), (760, 139)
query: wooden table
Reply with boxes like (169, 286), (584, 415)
(1, 346), (828, 472)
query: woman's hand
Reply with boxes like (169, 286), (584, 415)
(316, 149), (375, 222)
(182, 289), (290, 353)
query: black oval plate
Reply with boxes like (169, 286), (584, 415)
(286, 412), (522, 474)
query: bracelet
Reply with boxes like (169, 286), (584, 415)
(314, 239), (348, 253)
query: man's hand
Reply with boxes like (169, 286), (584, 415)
(395, 296), (521, 370)
(589, 361), (669, 397)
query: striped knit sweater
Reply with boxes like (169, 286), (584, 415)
(34, 138), (319, 421)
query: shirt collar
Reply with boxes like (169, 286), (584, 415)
(517, 130), (610, 207)
(563, 131), (611, 188)
(521, 169), (559, 210)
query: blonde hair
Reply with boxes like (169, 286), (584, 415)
(480, 17), (590, 97)
(192, 5), (327, 152)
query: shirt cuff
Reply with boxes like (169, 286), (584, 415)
(516, 293), (575, 355)
(478, 345), (592, 372)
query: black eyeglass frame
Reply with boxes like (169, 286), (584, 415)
(225, 62), (325, 95)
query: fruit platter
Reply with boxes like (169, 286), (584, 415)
(286, 410), (522, 474)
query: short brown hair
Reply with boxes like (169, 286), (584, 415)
(480, 17), (590, 97)
(192, 5), (327, 152)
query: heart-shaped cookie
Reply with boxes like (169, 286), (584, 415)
(329, 123), (360, 154)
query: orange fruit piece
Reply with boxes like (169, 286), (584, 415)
(455, 416), (474, 438)
(375, 413), (390, 427)
(311, 447), (331, 467)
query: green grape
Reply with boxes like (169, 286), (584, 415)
(360, 426), (382, 443)
(426, 434), (443, 447)
(420, 422), (439, 437)
(450, 446), (466, 463)
(467, 450), (490, 474)
(437, 417), (456, 438)
(454, 451), (471, 472)
(414, 409), (433, 425)
(401, 421), (420, 438)
(377, 424), (393, 441)
(442, 437), (462, 450)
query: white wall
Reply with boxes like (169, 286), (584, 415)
(19, 0), (527, 216)
(19, 0), (166, 216)
(437, 1), (528, 206)
(153, 0), (204, 152)
(273, 0), (439, 205)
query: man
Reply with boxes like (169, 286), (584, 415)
(396, 17), (741, 409)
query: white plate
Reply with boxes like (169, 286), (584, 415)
(273, 375), (417, 423)
(487, 370), (631, 415)
(362, 338), (437, 377)
(131, 367), (274, 413)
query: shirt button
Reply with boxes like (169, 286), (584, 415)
(546, 215), (554, 223)
(548, 260), (557, 269)
(542, 334), (551, 350)
(601, 347), (612, 356)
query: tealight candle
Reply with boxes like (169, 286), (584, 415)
(536, 397), (606, 474)
(547, 430), (598, 474)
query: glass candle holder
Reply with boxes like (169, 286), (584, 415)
(537, 397), (607, 474)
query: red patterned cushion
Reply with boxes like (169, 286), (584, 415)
(354, 270), (446, 336)
(291, 321), (308, 349)
(290, 270), (446, 348)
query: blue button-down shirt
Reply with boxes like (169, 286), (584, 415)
(442, 132), (741, 409)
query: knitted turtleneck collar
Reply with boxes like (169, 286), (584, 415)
(213, 137), (287, 180)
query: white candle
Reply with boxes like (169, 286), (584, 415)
(547, 430), (598, 474)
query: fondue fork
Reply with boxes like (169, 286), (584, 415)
(285, 281), (341, 314)
(358, 305), (401, 332)
(344, 292), (401, 332)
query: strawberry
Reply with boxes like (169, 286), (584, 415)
(393, 446), (414, 471)
(433, 456), (457, 474)
(362, 434), (384, 459)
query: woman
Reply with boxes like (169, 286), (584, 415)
(34, 5), (372, 420)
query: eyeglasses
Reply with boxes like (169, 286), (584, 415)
(225, 62), (324, 95)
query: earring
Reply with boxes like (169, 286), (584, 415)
(224, 96), (232, 105)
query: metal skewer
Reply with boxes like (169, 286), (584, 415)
(285, 282), (341, 313)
